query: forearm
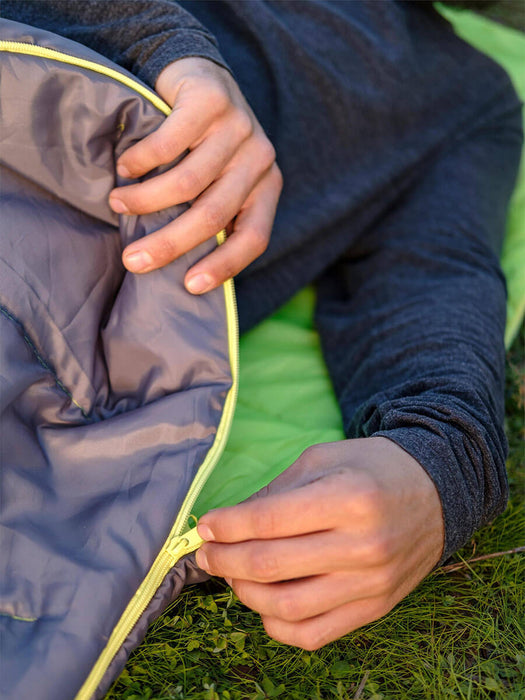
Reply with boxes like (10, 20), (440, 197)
(315, 94), (522, 563)
(1, 0), (229, 87)
(340, 289), (509, 564)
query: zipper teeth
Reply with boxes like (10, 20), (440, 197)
(76, 273), (238, 700)
(79, 529), (204, 700)
(0, 40), (239, 700)
(0, 40), (171, 116)
(170, 248), (239, 537)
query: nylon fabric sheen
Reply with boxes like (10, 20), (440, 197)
(0, 20), (232, 699)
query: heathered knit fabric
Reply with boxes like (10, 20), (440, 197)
(2, 0), (522, 562)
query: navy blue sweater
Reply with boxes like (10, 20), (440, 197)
(3, 0), (522, 562)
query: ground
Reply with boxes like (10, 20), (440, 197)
(107, 323), (524, 700)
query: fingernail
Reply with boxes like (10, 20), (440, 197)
(196, 549), (210, 572)
(197, 524), (215, 541)
(185, 273), (214, 294)
(116, 163), (131, 179)
(123, 250), (153, 272)
(109, 197), (129, 214)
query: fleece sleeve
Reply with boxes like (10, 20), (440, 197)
(0, 0), (229, 87)
(314, 93), (522, 564)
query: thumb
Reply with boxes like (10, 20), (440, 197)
(244, 441), (346, 502)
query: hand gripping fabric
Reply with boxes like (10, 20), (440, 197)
(0, 20), (238, 700)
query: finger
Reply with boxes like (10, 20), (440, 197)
(261, 596), (392, 651)
(231, 569), (393, 621)
(115, 103), (215, 180)
(195, 529), (387, 582)
(242, 437), (423, 500)
(238, 443), (349, 506)
(197, 475), (358, 543)
(110, 127), (243, 215)
(121, 163), (257, 273)
(184, 166), (281, 293)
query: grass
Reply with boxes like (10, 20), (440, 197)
(107, 326), (524, 700)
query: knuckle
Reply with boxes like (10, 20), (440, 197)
(271, 164), (284, 191)
(297, 628), (331, 652)
(149, 132), (178, 164)
(261, 617), (295, 648)
(233, 110), (253, 141)
(261, 617), (330, 651)
(371, 596), (394, 622)
(177, 169), (203, 200)
(202, 201), (226, 232)
(374, 564), (397, 595)
(249, 548), (280, 582)
(251, 502), (278, 539)
(300, 444), (324, 466)
(343, 475), (385, 520)
(212, 258), (236, 284)
(155, 234), (179, 263)
(289, 444), (324, 477)
(214, 256), (237, 283)
(361, 533), (392, 567)
(204, 83), (230, 113)
(257, 138), (276, 170)
(224, 257), (241, 281)
(275, 593), (301, 622)
(245, 227), (269, 257)
(261, 616), (282, 643)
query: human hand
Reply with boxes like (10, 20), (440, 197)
(109, 58), (282, 293)
(196, 437), (444, 650)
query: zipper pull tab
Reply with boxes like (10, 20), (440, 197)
(165, 527), (204, 559)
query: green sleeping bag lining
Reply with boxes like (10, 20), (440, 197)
(195, 7), (525, 518)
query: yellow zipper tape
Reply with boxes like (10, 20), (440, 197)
(0, 40), (171, 116)
(0, 40), (239, 700)
(76, 277), (237, 700)
(77, 272), (238, 700)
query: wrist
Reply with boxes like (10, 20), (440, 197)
(155, 56), (230, 107)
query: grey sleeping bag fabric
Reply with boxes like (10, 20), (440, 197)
(0, 20), (236, 699)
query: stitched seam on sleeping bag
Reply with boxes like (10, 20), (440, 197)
(0, 304), (89, 419)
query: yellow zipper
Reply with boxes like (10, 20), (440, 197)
(76, 263), (238, 699)
(0, 40), (239, 699)
(76, 275), (238, 700)
(0, 40), (171, 116)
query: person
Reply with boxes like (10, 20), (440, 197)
(4, 0), (522, 651)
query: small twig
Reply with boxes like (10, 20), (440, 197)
(436, 545), (525, 575)
(353, 670), (370, 700)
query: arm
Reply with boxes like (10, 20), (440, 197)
(195, 88), (522, 649)
(314, 91), (522, 562)
(3, 1), (282, 289)
(1, 0), (228, 85)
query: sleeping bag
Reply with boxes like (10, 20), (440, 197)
(0, 19), (237, 699)
(2, 9), (525, 700)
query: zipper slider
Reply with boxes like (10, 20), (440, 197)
(165, 527), (204, 559)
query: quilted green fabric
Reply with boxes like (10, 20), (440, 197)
(195, 8), (525, 516)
